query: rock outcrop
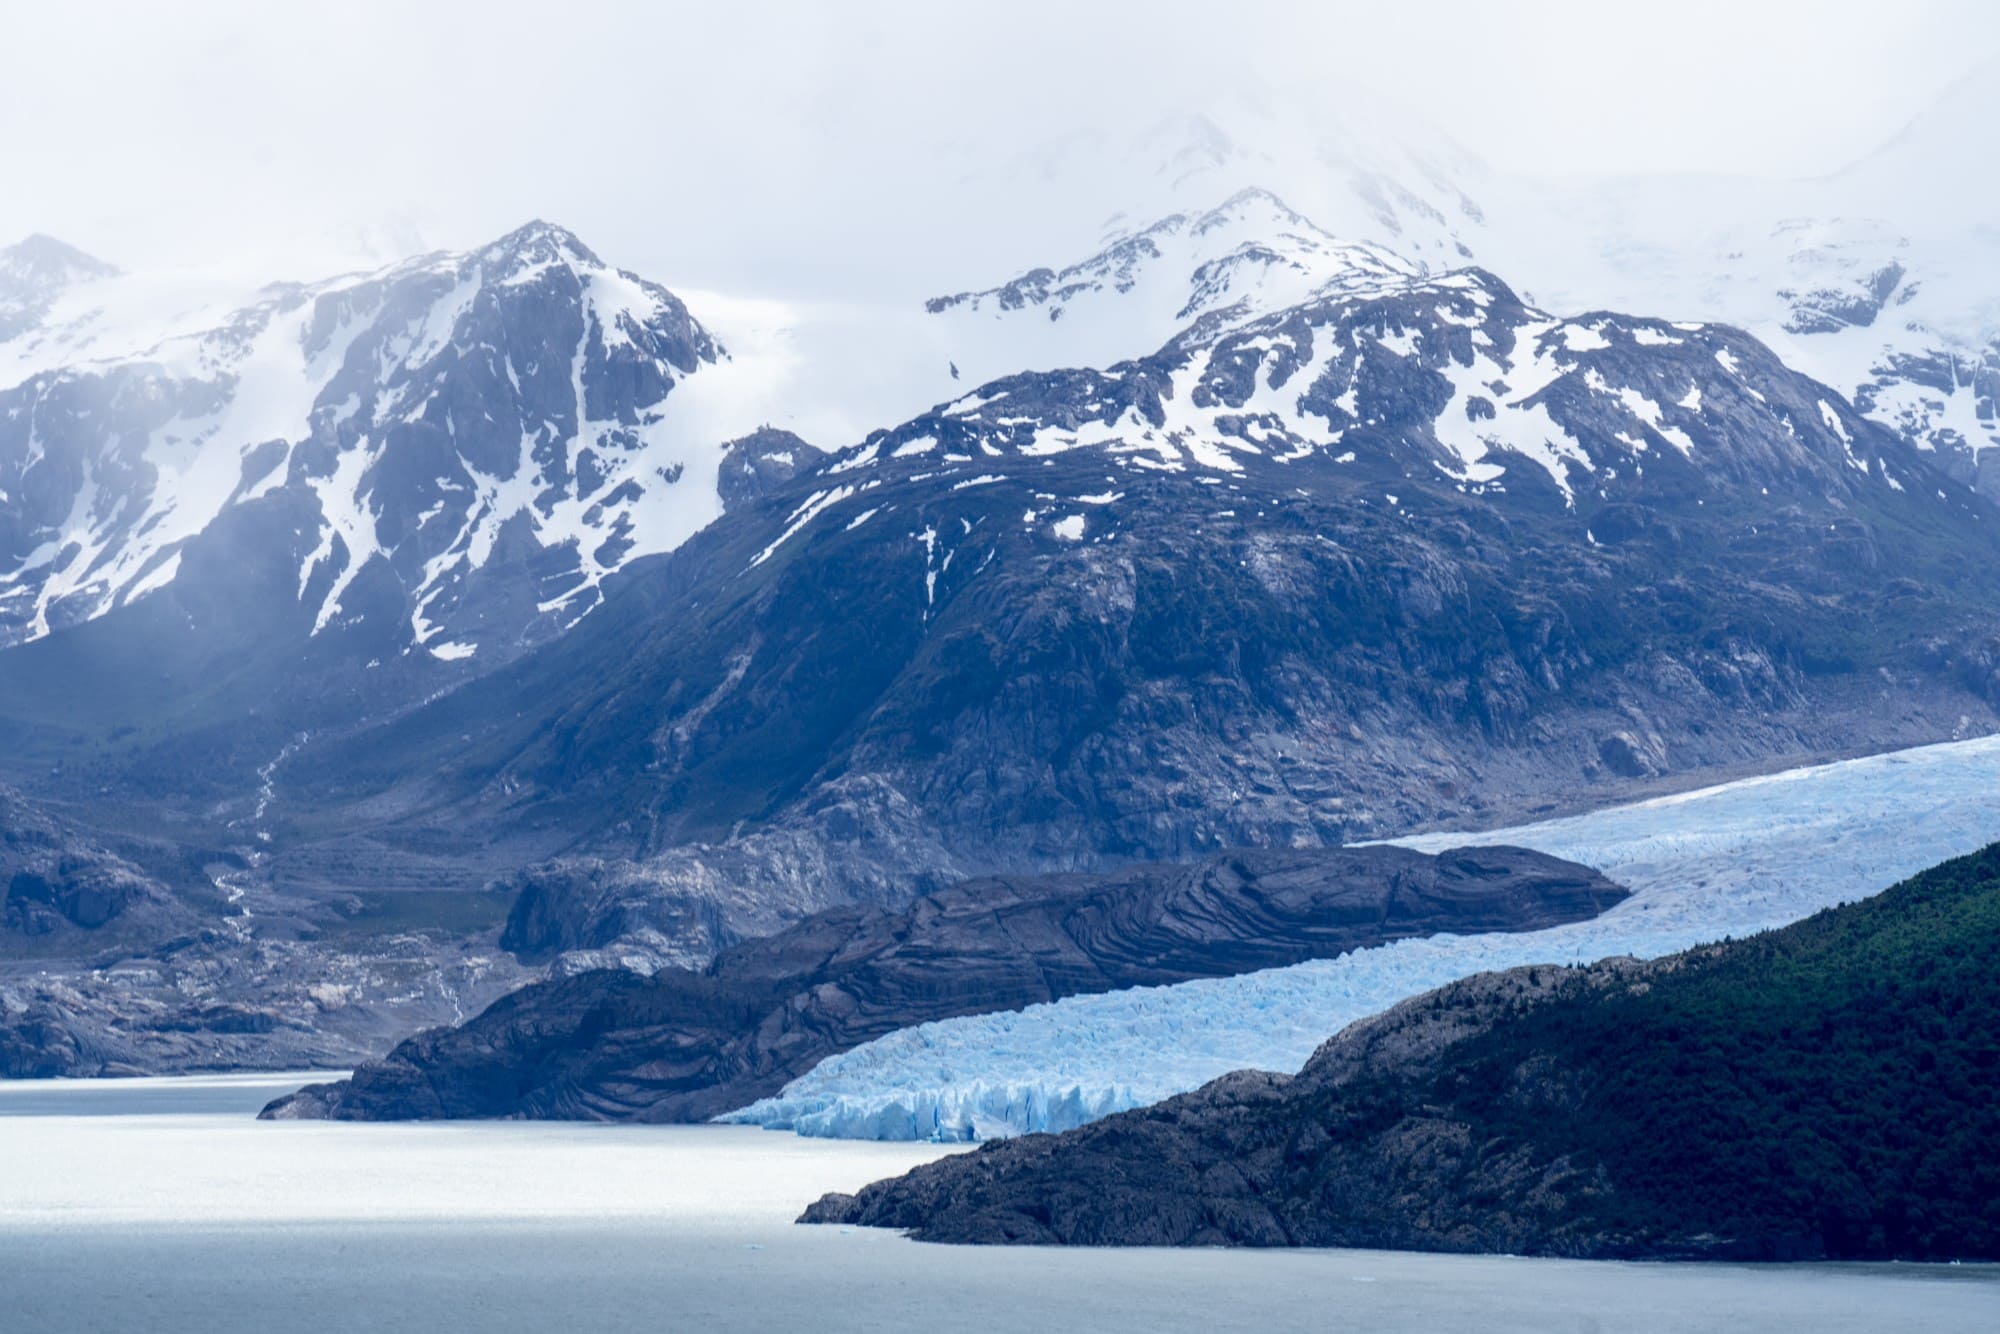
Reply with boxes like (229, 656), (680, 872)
(262, 843), (1624, 1121)
(0, 785), (190, 949)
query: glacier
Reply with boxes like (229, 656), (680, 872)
(721, 733), (2000, 1140)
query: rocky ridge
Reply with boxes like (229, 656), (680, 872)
(261, 844), (1624, 1122)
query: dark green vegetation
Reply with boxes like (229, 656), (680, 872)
(806, 844), (2000, 1261)
(1432, 846), (2000, 1259)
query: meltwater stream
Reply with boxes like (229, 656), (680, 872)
(1, 1074), (1993, 1334)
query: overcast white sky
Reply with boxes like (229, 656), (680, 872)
(4, 0), (1996, 296)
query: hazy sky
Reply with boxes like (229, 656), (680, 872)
(4, 0), (1996, 296)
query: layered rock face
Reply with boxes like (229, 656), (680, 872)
(261, 843), (1624, 1122)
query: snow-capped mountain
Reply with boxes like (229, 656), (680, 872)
(919, 89), (2000, 499)
(8, 122), (2000, 1089)
(1419, 67), (2000, 499)
(247, 244), (2000, 986)
(922, 188), (1416, 389)
(665, 104), (1499, 451)
(0, 235), (121, 343)
(0, 222), (775, 657)
(818, 261), (1947, 530)
(1476, 172), (2000, 498)
(940, 102), (1493, 280)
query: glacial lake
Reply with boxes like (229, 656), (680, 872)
(2, 1074), (1993, 1333)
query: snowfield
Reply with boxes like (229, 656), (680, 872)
(722, 734), (2000, 1140)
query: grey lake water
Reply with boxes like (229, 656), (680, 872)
(1, 1074), (1994, 1333)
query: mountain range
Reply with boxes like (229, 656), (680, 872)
(4, 89), (2000, 1081)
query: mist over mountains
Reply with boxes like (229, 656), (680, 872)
(4, 78), (2000, 1099)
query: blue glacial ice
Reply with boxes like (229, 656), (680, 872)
(720, 734), (2000, 1141)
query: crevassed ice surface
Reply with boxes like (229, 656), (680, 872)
(723, 734), (2000, 1141)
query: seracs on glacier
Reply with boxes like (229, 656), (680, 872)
(722, 733), (2000, 1141)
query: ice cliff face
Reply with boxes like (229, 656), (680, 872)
(257, 844), (1621, 1123)
(724, 734), (2000, 1140)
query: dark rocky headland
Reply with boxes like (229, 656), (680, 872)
(262, 843), (1623, 1121)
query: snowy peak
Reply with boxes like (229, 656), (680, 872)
(981, 101), (1493, 272)
(0, 234), (119, 341)
(762, 263), (1961, 581)
(0, 233), (117, 287)
(482, 219), (604, 270)
(1169, 189), (1418, 327)
(922, 189), (1418, 396)
(929, 188), (1412, 324)
(1414, 73), (2000, 500)
(0, 223), (735, 655)
(282, 222), (727, 650)
(1651, 207), (2000, 493)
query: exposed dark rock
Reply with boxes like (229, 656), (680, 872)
(0, 785), (189, 946)
(261, 843), (1624, 1122)
(1595, 731), (1663, 779)
(494, 775), (969, 974)
(6, 211), (2000, 1086)
(260, 258), (2000, 976)
(718, 428), (826, 508)
(1780, 261), (1906, 334)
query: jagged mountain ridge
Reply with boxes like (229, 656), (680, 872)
(4, 176), (2000, 1079)
(0, 234), (120, 342)
(921, 188), (1417, 389)
(1487, 178), (2000, 499)
(255, 252), (2000, 973)
(889, 263), (1932, 504)
(0, 222), (740, 658)
(934, 96), (2000, 499)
